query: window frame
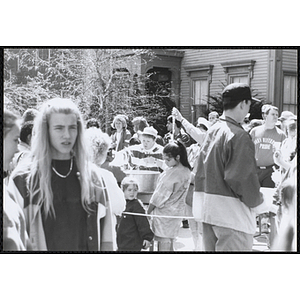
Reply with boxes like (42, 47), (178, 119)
(185, 64), (213, 107)
(221, 59), (256, 85)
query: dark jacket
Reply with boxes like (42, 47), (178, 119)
(111, 129), (132, 151)
(117, 199), (154, 251)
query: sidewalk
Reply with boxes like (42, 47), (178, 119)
(173, 225), (270, 252)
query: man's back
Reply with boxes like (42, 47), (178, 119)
(194, 116), (262, 234)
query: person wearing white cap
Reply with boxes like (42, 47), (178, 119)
(125, 126), (165, 172)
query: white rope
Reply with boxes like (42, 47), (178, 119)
(122, 211), (195, 219)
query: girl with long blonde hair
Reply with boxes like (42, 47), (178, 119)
(8, 98), (115, 251)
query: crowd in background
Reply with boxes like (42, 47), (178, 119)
(3, 83), (297, 252)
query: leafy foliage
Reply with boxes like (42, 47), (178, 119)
(4, 48), (171, 134)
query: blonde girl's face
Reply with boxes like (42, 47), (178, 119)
(124, 184), (138, 200)
(4, 124), (20, 170)
(115, 120), (123, 132)
(163, 153), (179, 168)
(48, 113), (78, 159)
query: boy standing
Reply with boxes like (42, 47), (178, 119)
(117, 177), (154, 251)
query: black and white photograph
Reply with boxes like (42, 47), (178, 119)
(1, 3), (299, 298)
(2, 48), (297, 253)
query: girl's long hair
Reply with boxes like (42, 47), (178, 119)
(21, 98), (94, 217)
(163, 140), (192, 170)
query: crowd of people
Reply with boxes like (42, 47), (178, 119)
(3, 82), (297, 252)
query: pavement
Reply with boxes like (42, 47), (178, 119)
(173, 223), (270, 252)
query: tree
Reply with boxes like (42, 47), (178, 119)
(4, 48), (172, 134)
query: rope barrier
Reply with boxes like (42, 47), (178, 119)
(122, 211), (195, 219)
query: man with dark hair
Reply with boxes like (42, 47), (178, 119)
(164, 115), (191, 147)
(193, 83), (268, 251)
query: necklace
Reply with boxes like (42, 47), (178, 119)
(52, 157), (73, 178)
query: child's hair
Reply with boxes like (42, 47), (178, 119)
(121, 177), (139, 191)
(163, 140), (192, 170)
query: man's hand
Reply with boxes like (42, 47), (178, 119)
(172, 107), (183, 122)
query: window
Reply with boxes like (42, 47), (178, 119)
(193, 79), (208, 105)
(283, 73), (297, 114)
(185, 64), (213, 106)
(221, 60), (255, 85)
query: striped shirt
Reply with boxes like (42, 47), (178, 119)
(127, 143), (164, 172)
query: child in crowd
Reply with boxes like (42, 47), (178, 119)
(147, 141), (192, 251)
(117, 177), (154, 251)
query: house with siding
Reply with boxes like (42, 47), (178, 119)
(5, 48), (297, 126)
(147, 48), (297, 124)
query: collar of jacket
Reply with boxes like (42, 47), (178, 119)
(220, 116), (244, 129)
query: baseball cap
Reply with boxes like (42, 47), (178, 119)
(222, 83), (261, 105)
(278, 111), (296, 121)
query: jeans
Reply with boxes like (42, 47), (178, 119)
(202, 222), (253, 251)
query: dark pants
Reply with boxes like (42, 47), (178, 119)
(257, 167), (275, 188)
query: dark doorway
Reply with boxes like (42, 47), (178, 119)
(145, 67), (175, 137)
